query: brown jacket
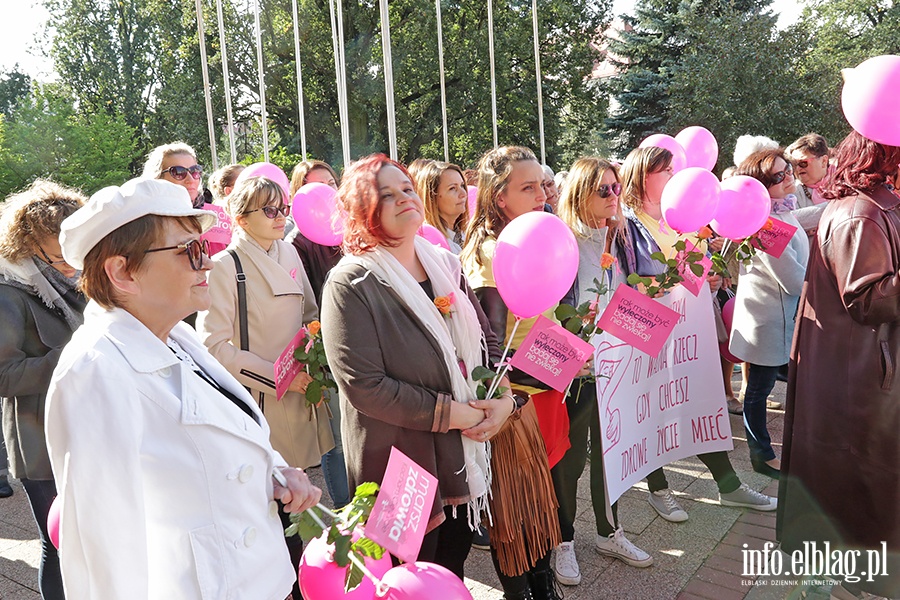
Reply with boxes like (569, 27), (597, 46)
(321, 261), (500, 534)
(779, 185), (900, 595)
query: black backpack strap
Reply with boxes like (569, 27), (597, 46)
(228, 249), (249, 352)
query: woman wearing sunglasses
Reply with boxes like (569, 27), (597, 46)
(0, 180), (85, 600)
(46, 178), (321, 598)
(142, 142), (206, 209)
(730, 148), (809, 479)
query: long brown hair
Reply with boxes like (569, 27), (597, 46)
(620, 146), (672, 211)
(416, 161), (468, 235)
(289, 160), (339, 198)
(461, 146), (538, 268)
(557, 157), (624, 237)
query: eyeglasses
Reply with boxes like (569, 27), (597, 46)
(144, 238), (211, 271)
(161, 165), (204, 181)
(793, 160), (809, 169)
(37, 246), (69, 266)
(770, 163), (794, 185)
(597, 182), (622, 198)
(244, 204), (290, 219)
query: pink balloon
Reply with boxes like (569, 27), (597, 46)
(466, 186), (478, 221)
(675, 126), (719, 171)
(379, 562), (473, 600)
(417, 224), (451, 251)
(660, 167), (720, 233)
(292, 182), (344, 246)
(841, 55), (900, 146)
(493, 212), (578, 319)
(48, 495), (60, 549)
(236, 162), (291, 201)
(639, 134), (688, 173)
(710, 176), (770, 239)
(719, 297), (743, 363)
(298, 532), (392, 600)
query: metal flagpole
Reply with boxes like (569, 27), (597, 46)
(487, 0), (498, 148)
(195, 0), (219, 170)
(435, 0), (449, 161)
(291, 0), (308, 161)
(215, 0), (237, 162)
(379, 0), (397, 160)
(531, 0), (545, 164)
(329, 0), (351, 167)
(253, 0), (270, 161)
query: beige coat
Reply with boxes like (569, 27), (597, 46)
(197, 231), (334, 468)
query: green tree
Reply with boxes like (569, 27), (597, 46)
(0, 68), (31, 118)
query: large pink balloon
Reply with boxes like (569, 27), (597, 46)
(379, 562), (473, 600)
(660, 167), (720, 233)
(841, 55), (900, 146)
(466, 186), (478, 221)
(493, 212), (578, 319)
(710, 176), (770, 239)
(48, 495), (60, 549)
(639, 134), (688, 173)
(235, 162), (291, 201)
(675, 126), (719, 171)
(718, 297), (742, 364)
(298, 532), (392, 600)
(292, 182), (344, 246)
(417, 224), (451, 251)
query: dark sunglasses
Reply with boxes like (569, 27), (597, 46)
(597, 182), (622, 198)
(770, 163), (793, 185)
(793, 160), (809, 169)
(144, 238), (211, 271)
(37, 245), (69, 266)
(161, 165), (204, 181)
(244, 204), (290, 219)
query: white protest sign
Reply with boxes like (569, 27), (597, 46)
(594, 284), (733, 504)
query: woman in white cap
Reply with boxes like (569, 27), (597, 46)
(45, 178), (321, 599)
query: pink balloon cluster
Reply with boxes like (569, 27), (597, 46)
(235, 162), (291, 202)
(299, 532), (393, 600)
(466, 186), (479, 221)
(718, 297), (742, 363)
(292, 182), (345, 246)
(377, 562), (473, 600)
(48, 495), (61, 549)
(675, 126), (719, 171)
(493, 212), (579, 319)
(841, 55), (900, 146)
(660, 167), (720, 233)
(710, 176), (771, 239)
(639, 134), (687, 173)
(417, 224), (451, 251)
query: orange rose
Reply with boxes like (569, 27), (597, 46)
(434, 296), (453, 315)
(697, 225), (714, 240)
(600, 253), (616, 269)
(307, 320), (321, 336)
(762, 218), (774, 231)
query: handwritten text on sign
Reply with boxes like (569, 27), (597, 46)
(594, 285), (733, 504)
(596, 284), (680, 357)
(509, 315), (595, 392)
(365, 447), (438, 564)
(274, 328), (308, 401)
(752, 217), (797, 259)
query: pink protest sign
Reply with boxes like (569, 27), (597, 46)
(676, 241), (712, 297)
(201, 203), (234, 246)
(751, 218), (797, 259)
(509, 315), (595, 392)
(274, 328), (308, 401)
(365, 447), (438, 564)
(596, 284), (680, 357)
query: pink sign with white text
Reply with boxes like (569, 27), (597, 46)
(596, 284), (680, 357)
(201, 203), (234, 246)
(676, 241), (713, 297)
(274, 328), (308, 401)
(365, 447), (438, 564)
(751, 218), (797, 259)
(509, 315), (595, 392)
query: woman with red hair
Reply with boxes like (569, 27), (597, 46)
(779, 131), (900, 599)
(320, 154), (514, 577)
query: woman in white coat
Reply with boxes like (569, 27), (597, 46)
(45, 178), (321, 600)
(730, 148), (810, 479)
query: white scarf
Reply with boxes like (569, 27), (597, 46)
(343, 237), (491, 528)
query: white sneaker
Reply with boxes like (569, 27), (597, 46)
(552, 541), (581, 586)
(719, 484), (777, 511)
(594, 527), (653, 567)
(648, 489), (689, 522)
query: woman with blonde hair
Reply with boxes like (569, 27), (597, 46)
(461, 145), (563, 600)
(416, 161), (469, 254)
(207, 164), (245, 205)
(142, 142), (205, 208)
(550, 158), (651, 585)
(0, 179), (85, 599)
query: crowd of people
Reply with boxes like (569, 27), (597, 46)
(0, 127), (898, 600)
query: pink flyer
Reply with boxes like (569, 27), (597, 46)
(676, 241), (712, 297)
(509, 315), (595, 392)
(274, 328), (308, 401)
(596, 284), (680, 357)
(751, 218), (797, 259)
(201, 203), (234, 246)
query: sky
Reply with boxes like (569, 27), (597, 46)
(1, 0), (803, 81)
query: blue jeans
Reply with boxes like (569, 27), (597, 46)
(742, 363), (780, 464)
(21, 479), (65, 600)
(321, 390), (349, 508)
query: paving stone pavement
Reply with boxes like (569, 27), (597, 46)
(0, 374), (839, 599)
